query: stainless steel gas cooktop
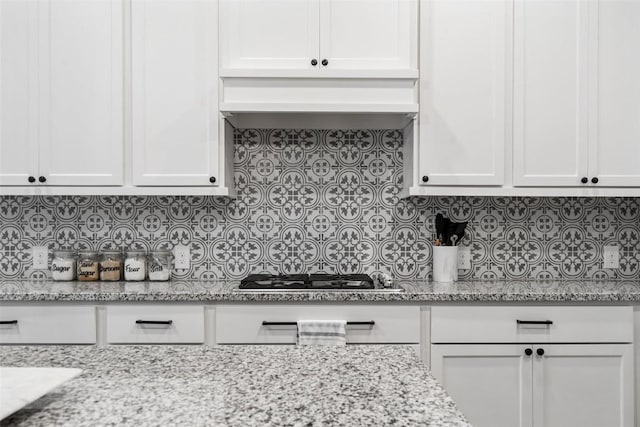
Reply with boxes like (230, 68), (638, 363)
(237, 273), (403, 292)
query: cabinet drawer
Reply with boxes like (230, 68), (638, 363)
(431, 306), (633, 344)
(0, 304), (96, 344)
(106, 305), (204, 344)
(215, 304), (420, 344)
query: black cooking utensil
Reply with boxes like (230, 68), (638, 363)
(452, 221), (467, 245)
(435, 214), (468, 246)
(435, 213), (445, 243)
(445, 221), (467, 246)
(443, 216), (452, 245)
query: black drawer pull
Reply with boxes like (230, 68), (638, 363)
(0, 320), (18, 325)
(516, 320), (553, 325)
(136, 320), (173, 325)
(262, 321), (375, 326)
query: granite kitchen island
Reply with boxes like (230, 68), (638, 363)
(0, 345), (471, 427)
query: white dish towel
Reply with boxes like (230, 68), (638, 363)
(297, 320), (347, 346)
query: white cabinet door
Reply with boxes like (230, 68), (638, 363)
(319, 0), (416, 71)
(0, 1), (38, 186)
(588, 0), (640, 187)
(219, 0), (319, 71)
(132, 0), (219, 186)
(431, 344), (533, 427)
(38, 0), (123, 186)
(419, 0), (508, 186)
(533, 344), (634, 427)
(513, 0), (589, 187)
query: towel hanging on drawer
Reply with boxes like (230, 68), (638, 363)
(297, 320), (347, 346)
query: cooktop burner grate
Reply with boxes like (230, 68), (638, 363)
(239, 273), (375, 290)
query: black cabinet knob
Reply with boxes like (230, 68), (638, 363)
(38, 176), (46, 183)
(421, 175), (429, 183)
(28, 176), (36, 183)
(536, 348), (544, 356)
(311, 59), (318, 66)
(581, 177), (588, 184)
(525, 348), (533, 356)
(321, 59), (328, 66)
(209, 176), (216, 184)
(591, 177), (599, 184)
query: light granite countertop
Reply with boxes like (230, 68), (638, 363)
(0, 345), (471, 427)
(0, 279), (640, 303)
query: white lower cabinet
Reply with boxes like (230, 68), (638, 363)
(0, 304), (96, 344)
(215, 304), (420, 345)
(430, 306), (635, 427)
(106, 305), (204, 344)
(431, 344), (532, 427)
(432, 343), (633, 427)
(532, 344), (633, 427)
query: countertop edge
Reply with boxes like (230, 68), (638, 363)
(2, 279), (640, 303)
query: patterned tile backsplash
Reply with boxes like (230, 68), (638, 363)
(1, 129), (639, 280)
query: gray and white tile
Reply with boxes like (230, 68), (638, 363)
(0, 129), (639, 280)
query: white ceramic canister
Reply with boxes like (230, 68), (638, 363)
(432, 246), (459, 283)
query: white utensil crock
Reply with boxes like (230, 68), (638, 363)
(433, 246), (459, 283)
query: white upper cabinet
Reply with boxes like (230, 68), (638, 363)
(0, 0), (38, 186)
(319, 0), (416, 71)
(407, 0), (640, 196)
(219, 0), (417, 76)
(131, 0), (220, 187)
(419, 0), (508, 186)
(219, 0), (319, 71)
(513, 0), (588, 187)
(39, 0), (123, 186)
(0, 0), (123, 187)
(513, 0), (640, 188)
(589, 0), (640, 187)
